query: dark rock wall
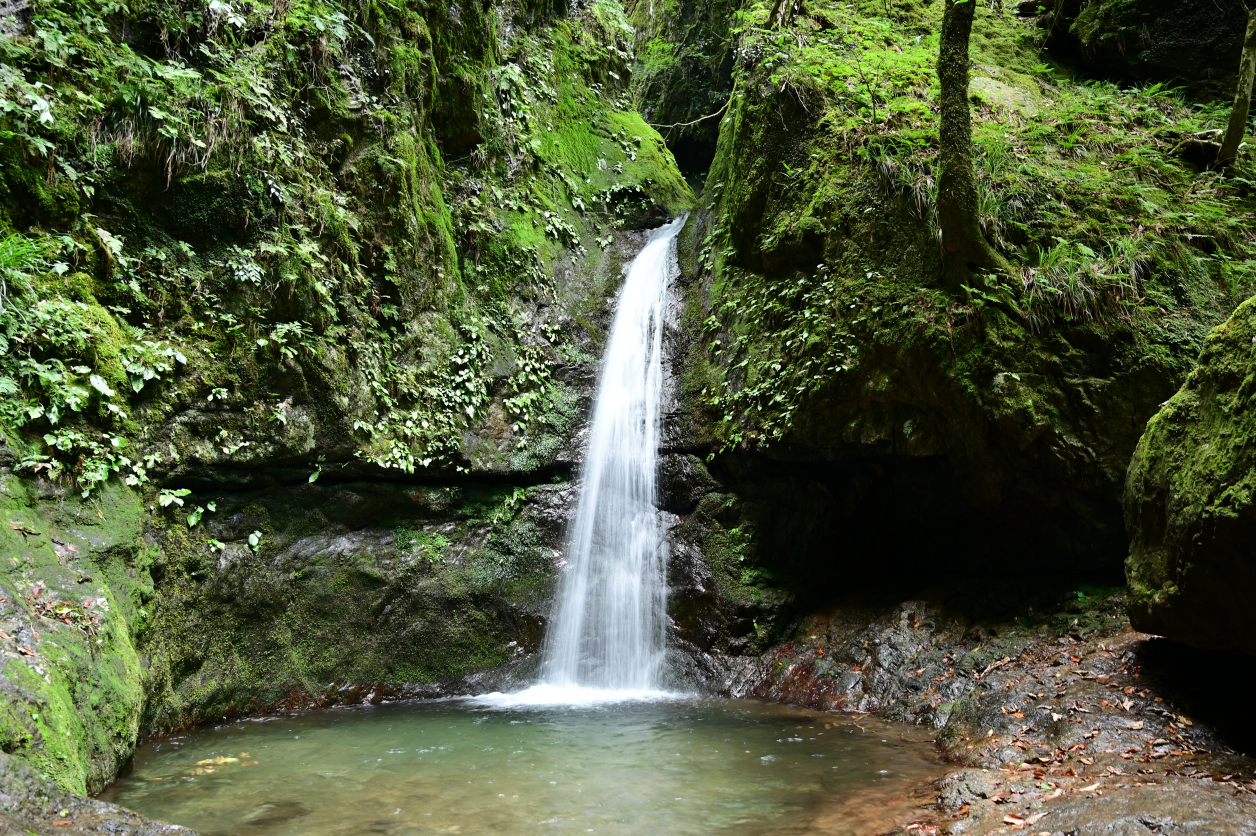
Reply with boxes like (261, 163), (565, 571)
(661, 0), (1246, 592)
(1040, 0), (1249, 94)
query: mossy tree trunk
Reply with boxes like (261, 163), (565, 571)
(767, 0), (800, 29)
(937, 0), (1009, 292)
(1218, 2), (1256, 167)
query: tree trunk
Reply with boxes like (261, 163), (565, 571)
(937, 0), (1009, 291)
(767, 0), (800, 29)
(1218, 3), (1256, 167)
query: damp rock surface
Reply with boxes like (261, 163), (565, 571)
(701, 590), (1256, 835)
(1124, 296), (1256, 655)
(0, 752), (193, 836)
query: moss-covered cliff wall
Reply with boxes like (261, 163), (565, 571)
(659, 0), (1256, 614)
(0, 0), (692, 798)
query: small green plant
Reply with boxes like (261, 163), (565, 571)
(159, 488), (191, 508)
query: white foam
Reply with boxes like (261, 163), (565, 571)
(538, 217), (685, 691)
(472, 683), (685, 709)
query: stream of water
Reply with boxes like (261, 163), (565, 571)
(537, 216), (683, 695)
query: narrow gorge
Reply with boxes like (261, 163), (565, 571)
(2, 0), (1256, 833)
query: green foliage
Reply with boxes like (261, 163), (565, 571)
(394, 523), (452, 566)
(703, 261), (861, 447)
(0, 234), (177, 493)
(0, 0), (692, 490)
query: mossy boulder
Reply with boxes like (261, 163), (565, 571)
(1052, 0), (1249, 94)
(140, 480), (566, 731)
(0, 458), (149, 796)
(1124, 296), (1256, 654)
(669, 0), (1256, 598)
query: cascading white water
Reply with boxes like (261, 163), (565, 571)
(536, 217), (684, 695)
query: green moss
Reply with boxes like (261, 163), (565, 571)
(139, 482), (557, 730)
(0, 476), (147, 794)
(687, 0), (1254, 453)
(1124, 295), (1256, 650)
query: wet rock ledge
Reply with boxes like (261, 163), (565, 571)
(0, 752), (191, 835)
(713, 591), (1256, 835)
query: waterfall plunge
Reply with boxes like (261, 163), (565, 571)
(541, 217), (683, 692)
(488, 218), (684, 706)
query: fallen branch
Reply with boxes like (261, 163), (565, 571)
(648, 98), (731, 130)
(977, 656), (1012, 680)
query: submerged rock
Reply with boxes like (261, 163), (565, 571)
(1125, 297), (1256, 654)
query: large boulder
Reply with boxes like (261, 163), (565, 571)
(1044, 0), (1249, 94)
(1125, 296), (1256, 654)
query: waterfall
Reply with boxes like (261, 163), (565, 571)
(539, 217), (684, 694)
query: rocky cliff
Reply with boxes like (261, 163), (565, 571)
(656, 0), (1256, 625)
(0, 0), (690, 802)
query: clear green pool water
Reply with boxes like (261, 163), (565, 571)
(100, 696), (943, 836)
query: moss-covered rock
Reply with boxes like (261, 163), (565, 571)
(671, 0), (1256, 590)
(141, 479), (569, 730)
(0, 751), (190, 836)
(0, 448), (149, 795)
(0, 0), (693, 804)
(1124, 296), (1256, 654)
(1045, 0), (1249, 95)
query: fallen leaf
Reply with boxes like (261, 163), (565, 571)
(52, 821), (72, 826)
(1079, 782), (1102, 792)
(1127, 721), (1145, 730)
(1080, 756), (1095, 765)
(1025, 812), (1048, 825)
(1002, 813), (1025, 825)
(18, 647), (34, 656)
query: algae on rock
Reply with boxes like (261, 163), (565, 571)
(1125, 296), (1256, 654)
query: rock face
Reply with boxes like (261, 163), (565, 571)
(1125, 296), (1256, 654)
(0, 752), (192, 836)
(141, 479), (573, 731)
(627, 0), (736, 175)
(1042, 0), (1249, 94)
(664, 0), (1255, 590)
(714, 592), (1256, 835)
(0, 466), (148, 796)
(0, 0), (692, 807)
